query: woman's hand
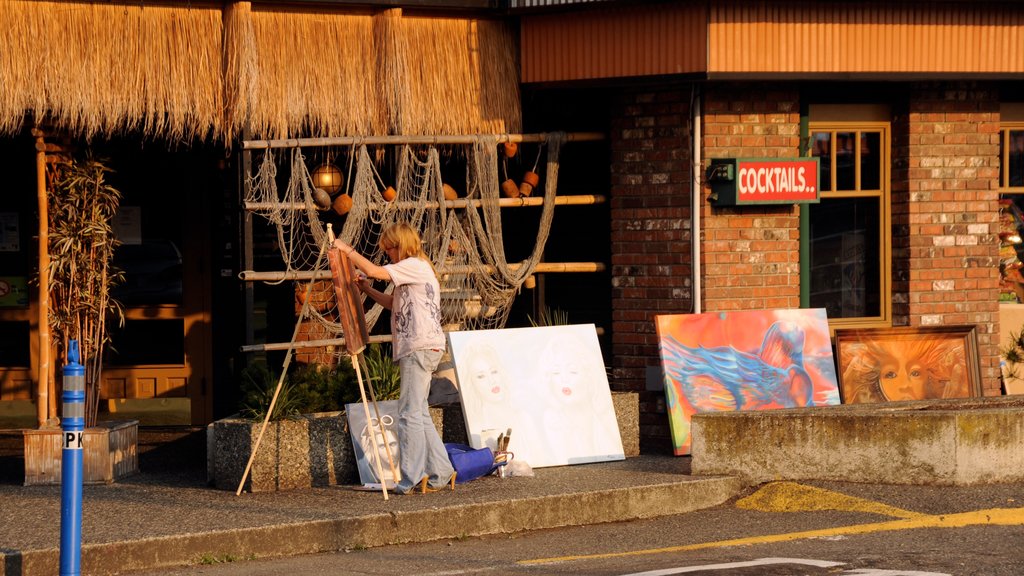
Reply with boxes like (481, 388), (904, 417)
(355, 273), (371, 293)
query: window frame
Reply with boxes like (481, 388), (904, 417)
(804, 118), (892, 331)
(999, 123), (1024, 193)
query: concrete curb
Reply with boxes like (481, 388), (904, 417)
(1, 475), (743, 576)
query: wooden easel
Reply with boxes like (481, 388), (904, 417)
(325, 225), (399, 500)
(235, 226), (397, 500)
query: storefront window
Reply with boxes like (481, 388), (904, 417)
(997, 124), (1024, 302)
(806, 124), (890, 325)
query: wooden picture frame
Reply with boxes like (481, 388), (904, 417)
(834, 325), (983, 404)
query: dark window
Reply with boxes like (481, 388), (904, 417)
(105, 319), (185, 366)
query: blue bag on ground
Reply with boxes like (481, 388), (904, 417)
(444, 443), (502, 484)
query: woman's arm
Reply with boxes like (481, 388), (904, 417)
(333, 239), (391, 281)
(357, 275), (393, 309)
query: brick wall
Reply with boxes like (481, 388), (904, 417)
(897, 82), (1002, 395)
(609, 81), (1004, 454)
(609, 87), (693, 452)
(701, 84), (802, 311)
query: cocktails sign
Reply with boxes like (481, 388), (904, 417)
(707, 157), (820, 206)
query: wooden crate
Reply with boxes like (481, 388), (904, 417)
(23, 420), (139, 486)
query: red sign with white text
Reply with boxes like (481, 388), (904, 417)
(736, 158), (819, 203)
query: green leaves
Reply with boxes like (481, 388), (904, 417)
(238, 361), (357, 421)
(359, 343), (401, 402)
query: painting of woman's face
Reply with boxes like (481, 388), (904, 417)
(836, 327), (980, 404)
(878, 356), (928, 401)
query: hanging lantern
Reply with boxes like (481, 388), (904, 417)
(312, 163), (343, 195)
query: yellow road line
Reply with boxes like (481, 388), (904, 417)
(518, 507), (1024, 565)
(735, 481), (927, 519)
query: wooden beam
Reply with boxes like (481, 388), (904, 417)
(239, 261), (606, 282)
(243, 194), (606, 211)
(241, 131), (605, 150)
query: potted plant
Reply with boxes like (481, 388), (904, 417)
(1000, 329), (1024, 395)
(23, 152), (138, 485)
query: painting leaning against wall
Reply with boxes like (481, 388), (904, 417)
(834, 325), (983, 404)
(655, 309), (841, 456)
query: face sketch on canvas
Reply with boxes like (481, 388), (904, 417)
(460, 340), (510, 408)
(360, 415), (400, 483)
(540, 335), (591, 406)
(536, 333), (618, 460)
(536, 332), (593, 403)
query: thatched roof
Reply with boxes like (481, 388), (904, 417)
(0, 1), (521, 142)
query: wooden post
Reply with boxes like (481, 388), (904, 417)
(33, 128), (51, 427)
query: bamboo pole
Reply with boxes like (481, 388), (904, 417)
(239, 335), (391, 354)
(244, 194), (606, 211)
(240, 262), (605, 282)
(240, 325), (607, 354)
(32, 129), (51, 427)
(241, 131), (605, 150)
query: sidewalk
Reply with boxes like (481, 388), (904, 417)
(0, 428), (746, 576)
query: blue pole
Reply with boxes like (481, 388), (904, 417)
(60, 340), (85, 576)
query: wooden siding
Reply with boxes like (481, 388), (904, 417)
(521, 1), (1024, 83)
(23, 420), (139, 485)
(709, 1), (1024, 75)
(520, 3), (708, 83)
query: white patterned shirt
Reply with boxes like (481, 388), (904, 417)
(384, 257), (445, 360)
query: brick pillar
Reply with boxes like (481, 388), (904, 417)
(901, 82), (1002, 395)
(702, 84), (802, 311)
(609, 87), (693, 453)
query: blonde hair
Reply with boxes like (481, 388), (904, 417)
(379, 222), (437, 277)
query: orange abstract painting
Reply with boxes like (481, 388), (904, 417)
(655, 309), (840, 456)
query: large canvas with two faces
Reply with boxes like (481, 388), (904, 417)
(448, 324), (624, 468)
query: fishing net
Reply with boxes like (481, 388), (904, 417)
(244, 133), (566, 354)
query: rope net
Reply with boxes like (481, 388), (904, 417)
(245, 134), (566, 354)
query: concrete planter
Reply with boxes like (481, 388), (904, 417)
(691, 396), (1024, 486)
(209, 411), (356, 493)
(612, 391), (640, 457)
(209, 407), (458, 493)
(209, 392), (639, 493)
(22, 419), (139, 486)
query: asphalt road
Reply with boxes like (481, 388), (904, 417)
(126, 480), (1024, 576)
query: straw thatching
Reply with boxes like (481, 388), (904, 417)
(0, 0), (225, 141)
(0, 0), (521, 142)
(248, 7), (382, 139)
(395, 16), (520, 135)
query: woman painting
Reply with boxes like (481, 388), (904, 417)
(335, 223), (456, 494)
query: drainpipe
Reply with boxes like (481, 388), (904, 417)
(691, 88), (702, 314)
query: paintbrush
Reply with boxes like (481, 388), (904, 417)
(501, 428), (512, 452)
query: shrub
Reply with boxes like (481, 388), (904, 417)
(239, 361), (356, 421)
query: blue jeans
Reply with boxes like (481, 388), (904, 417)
(396, 349), (454, 492)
